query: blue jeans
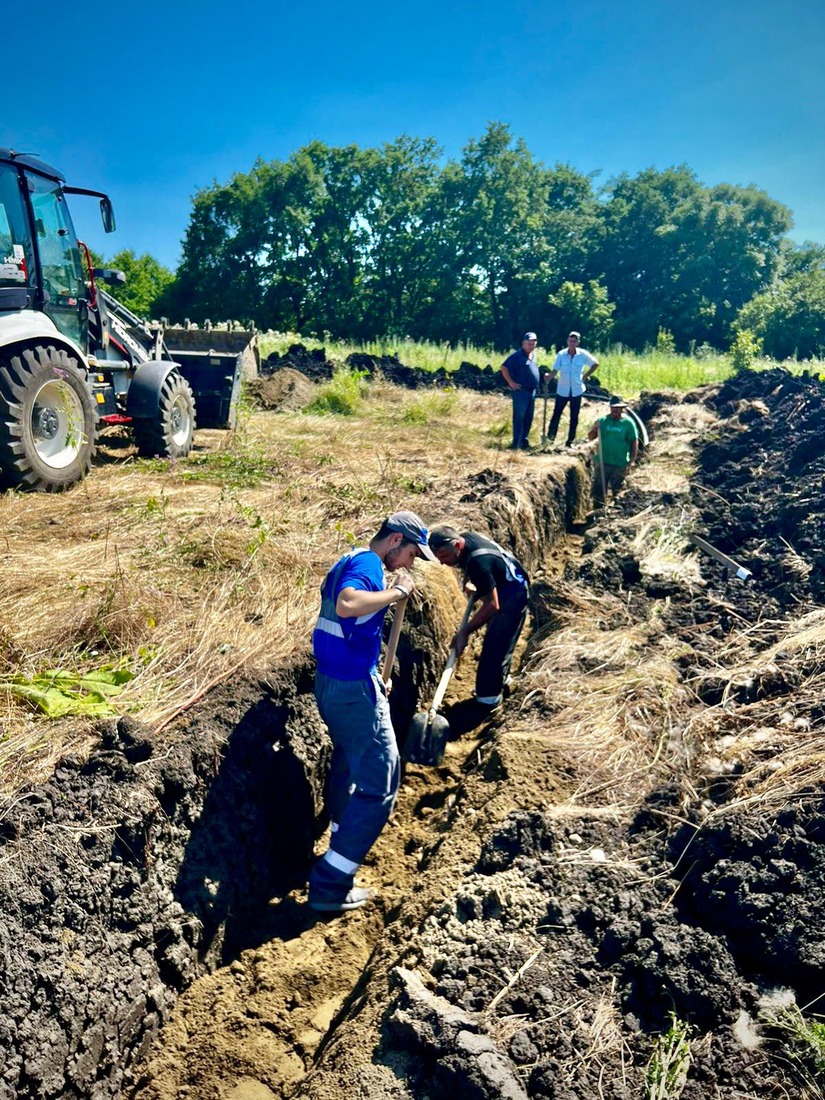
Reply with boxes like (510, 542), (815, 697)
(314, 671), (400, 869)
(511, 389), (536, 448)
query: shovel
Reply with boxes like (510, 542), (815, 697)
(539, 373), (551, 449)
(382, 595), (408, 686)
(596, 427), (608, 508)
(404, 594), (475, 766)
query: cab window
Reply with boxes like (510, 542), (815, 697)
(0, 163), (34, 289)
(27, 172), (85, 343)
(27, 173), (85, 304)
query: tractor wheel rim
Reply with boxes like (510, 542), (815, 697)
(31, 379), (87, 470)
(169, 395), (191, 447)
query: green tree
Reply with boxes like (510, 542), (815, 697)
(158, 133), (805, 352)
(357, 135), (447, 340)
(100, 249), (174, 318)
(156, 163), (273, 326)
(446, 122), (555, 346)
(595, 167), (791, 350)
(736, 264), (825, 359)
(729, 328), (762, 372)
(546, 279), (615, 348)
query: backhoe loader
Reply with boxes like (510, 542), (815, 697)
(0, 147), (258, 490)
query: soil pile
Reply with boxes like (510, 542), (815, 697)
(248, 368), (317, 412)
(263, 343), (504, 393)
(695, 366), (825, 613)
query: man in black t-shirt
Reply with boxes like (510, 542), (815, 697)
(428, 526), (530, 708)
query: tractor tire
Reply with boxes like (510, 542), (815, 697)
(0, 344), (96, 491)
(133, 370), (196, 458)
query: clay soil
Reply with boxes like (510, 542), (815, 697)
(2, 361), (825, 1100)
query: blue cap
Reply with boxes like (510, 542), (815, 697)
(387, 511), (437, 561)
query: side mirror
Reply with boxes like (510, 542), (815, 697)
(100, 197), (116, 234)
(92, 268), (126, 286)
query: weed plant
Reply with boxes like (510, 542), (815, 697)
(304, 367), (369, 416)
(644, 1015), (692, 1100)
(772, 1004), (825, 1097)
(400, 390), (459, 423)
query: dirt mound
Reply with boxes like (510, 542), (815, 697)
(263, 344), (335, 382)
(0, 668), (329, 1099)
(694, 366), (825, 612)
(248, 368), (317, 412)
(263, 343), (505, 393)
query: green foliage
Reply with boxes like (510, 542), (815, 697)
(139, 447), (275, 488)
(656, 327), (676, 354)
(729, 328), (763, 373)
(644, 1015), (692, 1100)
(547, 280), (615, 348)
(99, 249), (174, 318)
(595, 166), (792, 350)
(736, 258), (825, 360)
(772, 1004), (825, 1096)
(400, 390), (458, 422)
(163, 135), (801, 354)
(304, 368), (369, 416)
(0, 665), (133, 718)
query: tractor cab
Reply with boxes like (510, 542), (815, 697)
(0, 148), (114, 351)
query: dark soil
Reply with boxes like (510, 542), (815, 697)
(2, 366), (824, 1099)
(293, 368), (825, 1100)
(695, 367), (825, 612)
(263, 343), (507, 393)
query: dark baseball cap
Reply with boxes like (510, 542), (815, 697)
(609, 395), (628, 407)
(386, 511), (438, 560)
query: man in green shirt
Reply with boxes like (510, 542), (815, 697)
(587, 395), (639, 506)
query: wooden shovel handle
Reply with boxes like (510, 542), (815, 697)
(382, 597), (408, 684)
(429, 594), (476, 712)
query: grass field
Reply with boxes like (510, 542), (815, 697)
(259, 331), (822, 400)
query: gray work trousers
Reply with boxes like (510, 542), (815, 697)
(314, 670), (400, 868)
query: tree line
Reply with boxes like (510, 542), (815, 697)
(113, 123), (825, 358)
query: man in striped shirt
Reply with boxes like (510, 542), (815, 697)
(309, 511), (436, 912)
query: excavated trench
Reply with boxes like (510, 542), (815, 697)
(6, 368), (825, 1100)
(0, 441), (587, 1099)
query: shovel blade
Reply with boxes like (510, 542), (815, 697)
(404, 711), (450, 766)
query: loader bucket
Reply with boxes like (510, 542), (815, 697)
(132, 324), (260, 429)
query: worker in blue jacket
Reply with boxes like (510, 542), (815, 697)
(309, 511), (436, 913)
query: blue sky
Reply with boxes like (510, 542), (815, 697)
(6, 0), (823, 270)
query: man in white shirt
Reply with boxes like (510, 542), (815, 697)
(547, 331), (599, 447)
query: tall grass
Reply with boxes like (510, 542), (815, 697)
(259, 331), (496, 373)
(259, 330), (823, 399)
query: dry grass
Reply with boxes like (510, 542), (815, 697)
(0, 381), (516, 792)
(520, 586), (688, 808)
(684, 610), (825, 815)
